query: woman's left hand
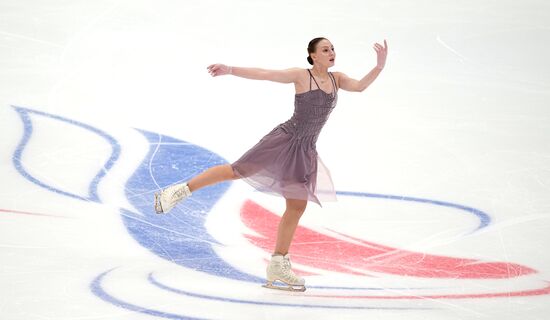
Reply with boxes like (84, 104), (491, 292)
(207, 64), (232, 77)
(374, 40), (388, 70)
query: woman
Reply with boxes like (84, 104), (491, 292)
(155, 37), (388, 291)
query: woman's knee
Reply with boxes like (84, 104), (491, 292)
(226, 164), (240, 180)
(285, 199), (307, 215)
(217, 164), (238, 180)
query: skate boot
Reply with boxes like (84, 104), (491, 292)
(263, 254), (306, 292)
(154, 182), (192, 214)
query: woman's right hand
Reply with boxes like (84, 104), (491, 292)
(374, 40), (388, 70)
(207, 64), (232, 77)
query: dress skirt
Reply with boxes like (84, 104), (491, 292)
(231, 125), (336, 206)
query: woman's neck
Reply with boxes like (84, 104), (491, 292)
(311, 65), (329, 76)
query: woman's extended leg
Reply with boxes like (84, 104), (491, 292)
(155, 164), (239, 213)
(187, 164), (239, 192)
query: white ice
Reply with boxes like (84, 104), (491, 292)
(1, 1), (549, 319)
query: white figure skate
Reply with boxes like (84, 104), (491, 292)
(263, 254), (306, 292)
(154, 183), (192, 214)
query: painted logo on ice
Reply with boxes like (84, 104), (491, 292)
(10, 106), (550, 319)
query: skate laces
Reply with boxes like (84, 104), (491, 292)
(281, 259), (291, 272)
(171, 184), (191, 201)
(280, 257), (300, 281)
(172, 186), (185, 200)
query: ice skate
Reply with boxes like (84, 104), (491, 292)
(263, 254), (306, 292)
(154, 182), (192, 214)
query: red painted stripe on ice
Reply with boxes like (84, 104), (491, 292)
(241, 200), (536, 279)
(0, 208), (66, 218)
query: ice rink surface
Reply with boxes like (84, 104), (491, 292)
(1, 1), (550, 319)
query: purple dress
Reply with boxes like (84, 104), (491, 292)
(231, 70), (338, 205)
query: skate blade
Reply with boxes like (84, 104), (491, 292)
(154, 193), (164, 214)
(263, 282), (306, 292)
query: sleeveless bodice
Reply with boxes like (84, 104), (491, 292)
(280, 72), (338, 146)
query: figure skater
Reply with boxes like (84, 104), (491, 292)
(155, 37), (388, 291)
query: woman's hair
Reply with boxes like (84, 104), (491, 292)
(307, 37), (327, 65)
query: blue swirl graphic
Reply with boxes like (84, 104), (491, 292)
(121, 129), (265, 283)
(91, 269), (205, 320)
(336, 191), (491, 232)
(11, 106), (120, 202)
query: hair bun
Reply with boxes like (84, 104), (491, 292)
(307, 56), (313, 65)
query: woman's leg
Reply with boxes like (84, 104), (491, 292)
(187, 164), (239, 192)
(156, 164), (240, 214)
(265, 198), (308, 290)
(274, 198), (308, 255)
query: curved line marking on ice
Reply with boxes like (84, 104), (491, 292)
(91, 269), (205, 320)
(11, 106), (120, 202)
(147, 272), (433, 310)
(336, 191), (491, 232)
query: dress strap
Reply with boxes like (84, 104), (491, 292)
(307, 69), (321, 90)
(329, 72), (337, 93)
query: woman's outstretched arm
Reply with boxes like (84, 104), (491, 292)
(336, 39), (388, 92)
(207, 64), (302, 84)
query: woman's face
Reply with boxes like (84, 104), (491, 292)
(312, 39), (335, 67)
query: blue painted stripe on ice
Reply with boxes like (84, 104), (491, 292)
(336, 191), (491, 232)
(148, 272), (434, 310)
(91, 269), (207, 320)
(11, 106), (120, 202)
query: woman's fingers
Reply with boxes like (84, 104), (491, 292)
(373, 40), (388, 52)
(374, 42), (386, 52)
(207, 64), (217, 72)
(207, 64), (221, 76)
